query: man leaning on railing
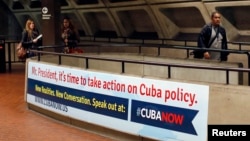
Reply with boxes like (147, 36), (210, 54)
(193, 11), (229, 61)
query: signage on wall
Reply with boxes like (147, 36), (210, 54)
(42, 7), (51, 20)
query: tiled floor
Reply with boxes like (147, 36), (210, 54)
(0, 63), (115, 141)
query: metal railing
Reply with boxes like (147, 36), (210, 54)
(4, 37), (250, 85)
(31, 49), (250, 86)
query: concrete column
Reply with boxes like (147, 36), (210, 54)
(41, 0), (61, 51)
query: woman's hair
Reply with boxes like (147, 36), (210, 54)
(25, 19), (35, 38)
(61, 16), (75, 32)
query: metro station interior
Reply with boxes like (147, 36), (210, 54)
(1, 0), (250, 42)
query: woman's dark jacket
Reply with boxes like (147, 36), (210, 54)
(21, 29), (42, 49)
(62, 29), (80, 48)
(195, 23), (229, 61)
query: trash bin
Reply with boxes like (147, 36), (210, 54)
(0, 38), (6, 73)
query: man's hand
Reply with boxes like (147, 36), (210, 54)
(204, 52), (210, 59)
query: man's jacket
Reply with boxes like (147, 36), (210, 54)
(194, 23), (229, 61)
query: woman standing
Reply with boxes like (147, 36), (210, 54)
(61, 17), (80, 53)
(21, 19), (42, 58)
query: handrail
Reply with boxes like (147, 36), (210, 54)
(39, 43), (250, 84)
(230, 41), (250, 51)
(82, 35), (250, 49)
(31, 49), (250, 85)
(4, 38), (250, 75)
(4, 35), (250, 47)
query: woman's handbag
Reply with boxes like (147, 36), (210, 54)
(16, 43), (27, 60)
(69, 47), (83, 53)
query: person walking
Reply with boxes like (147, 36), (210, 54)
(195, 11), (229, 61)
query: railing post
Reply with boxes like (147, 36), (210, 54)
(168, 66), (171, 78)
(187, 49), (190, 58)
(122, 61), (125, 73)
(37, 48), (41, 61)
(86, 58), (89, 69)
(58, 55), (61, 65)
(247, 53), (250, 86)
(226, 70), (229, 84)
(7, 42), (11, 72)
(158, 46), (160, 56)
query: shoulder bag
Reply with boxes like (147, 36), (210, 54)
(16, 43), (27, 60)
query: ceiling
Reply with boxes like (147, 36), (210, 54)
(1, 0), (250, 42)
